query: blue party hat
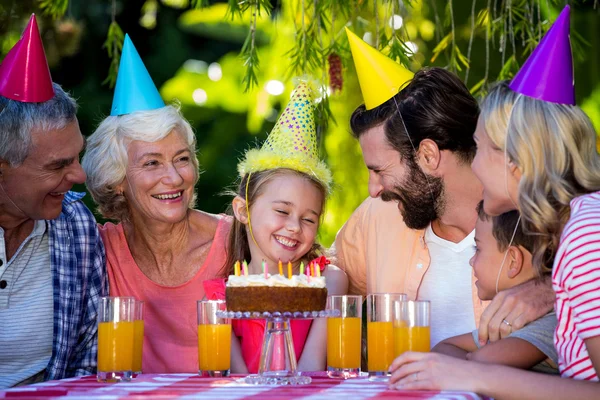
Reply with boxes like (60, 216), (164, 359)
(110, 34), (165, 116)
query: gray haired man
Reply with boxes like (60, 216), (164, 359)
(0, 16), (107, 388)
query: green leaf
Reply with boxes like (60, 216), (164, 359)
(470, 78), (486, 96)
(430, 32), (452, 63)
(102, 21), (124, 88)
(38, 0), (68, 19)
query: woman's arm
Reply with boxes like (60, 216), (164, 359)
(388, 336), (600, 400)
(230, 332), (248, 374)
(297, 265), (348, 371)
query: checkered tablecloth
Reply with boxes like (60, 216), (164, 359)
(0, 373), (486, 399)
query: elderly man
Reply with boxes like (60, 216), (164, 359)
(337, 31), (555, 348)
(0, 16), (107, 388)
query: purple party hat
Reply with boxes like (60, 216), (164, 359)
(509, 5), (575, 105)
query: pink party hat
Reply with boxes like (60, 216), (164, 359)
(0, 14), (54, 102)
(509, 6), (574, 105)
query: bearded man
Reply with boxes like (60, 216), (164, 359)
(334, 66), (555, 347)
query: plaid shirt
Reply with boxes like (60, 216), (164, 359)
(45, 191), (108, 380)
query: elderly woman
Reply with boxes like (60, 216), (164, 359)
(83, 104), (231, 373)
(82, 37), (231, 373)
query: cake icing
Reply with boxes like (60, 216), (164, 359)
(227, 273), (326, 288)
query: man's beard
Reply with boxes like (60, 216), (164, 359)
(381, 162), (445, 230)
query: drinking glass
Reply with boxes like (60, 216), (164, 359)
(326, 295), (362, 378)
(393, 300), (431, 357)
(97, 297), (135, 382)
(197, 300), (231, 377)
(366, 293), (407, 380)
(132, 300), (144, 375)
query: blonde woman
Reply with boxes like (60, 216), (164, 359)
(388, 80), (600, 397)
(388, 7), (600, 397)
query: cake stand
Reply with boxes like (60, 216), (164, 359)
(217, 309), (340, 385)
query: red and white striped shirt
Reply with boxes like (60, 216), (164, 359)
(553, 191), (600, 381)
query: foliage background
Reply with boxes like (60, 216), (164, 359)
(1, 0), (599, 247)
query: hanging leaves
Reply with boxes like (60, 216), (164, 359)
(102, 21), (124, 88)
(38, 0), (69, 19)
(228, 0), (273, 91)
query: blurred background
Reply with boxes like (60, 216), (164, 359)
(1, 0), (599, 246)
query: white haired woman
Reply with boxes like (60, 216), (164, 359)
(82, 105), (232, 373)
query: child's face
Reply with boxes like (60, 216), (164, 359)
(470, 218), (507, 301)
(245, 173), (323, 268)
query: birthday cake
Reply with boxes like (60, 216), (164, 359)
(226, 273), (327, 313)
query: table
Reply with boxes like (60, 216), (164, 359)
(0, 373), (486, 399)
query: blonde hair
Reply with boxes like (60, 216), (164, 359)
(221, 168), (327, 278)
(480, 82), (600, 275)
(82, 105), (199, 221)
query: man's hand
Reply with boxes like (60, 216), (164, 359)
(478, 276), (554, 345)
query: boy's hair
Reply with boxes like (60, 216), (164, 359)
(476, 201), (534, 254)
(221, 168), (326, 278)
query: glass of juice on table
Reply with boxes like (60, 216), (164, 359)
(327, 295), (362, 379)
(197, 300), (231, 377)
(393, 300), (431, 356)
(97, 296), (135, 382)
(367, 293), (407, 380)
(132, 300), (144, 376)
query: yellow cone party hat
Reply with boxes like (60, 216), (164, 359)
(238, 82), (332, 190)
(345, 27), (414, 110)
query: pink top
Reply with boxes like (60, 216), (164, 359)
(204, 256), (330, 373)
(100, 215), (232, 373)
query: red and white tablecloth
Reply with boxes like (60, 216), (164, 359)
(0, 373), (486, 399)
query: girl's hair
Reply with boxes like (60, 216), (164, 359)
(221, 168), (327, 278)
(480, 81), (600, 275)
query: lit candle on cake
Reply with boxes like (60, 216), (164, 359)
(234, 260), (240, 276)
(243, 260), (248, 276)
(300, 261), (305, 275)
(287, 261), (292, 279)
(278, 259), (283, 276)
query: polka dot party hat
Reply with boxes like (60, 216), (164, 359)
(238, 82), (332, 191)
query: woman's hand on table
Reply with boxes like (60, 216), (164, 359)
(388, 351), (481, 392)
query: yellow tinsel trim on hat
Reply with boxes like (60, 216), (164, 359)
(238, 148), (332, 192)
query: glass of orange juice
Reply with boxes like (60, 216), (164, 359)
(327, 295), (362, 379)
(197, 300), (231, 377)
(97, 296), (135, 382)
(393, 300), (430, 357)
(367, 293), (407, 381)
(132, 300), (144, 376)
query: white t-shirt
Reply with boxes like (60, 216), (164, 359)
(417, 224), (476, 348)
(0, 220), (53, 389)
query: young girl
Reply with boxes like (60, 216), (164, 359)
(204, 82), (348, 373)
(388, 6), (600, 397)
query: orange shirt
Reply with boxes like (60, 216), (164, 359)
(333, 197), (487, 327)
(100, 215), (232, 373)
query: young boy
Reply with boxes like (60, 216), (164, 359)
(432, 202), (558, 374)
